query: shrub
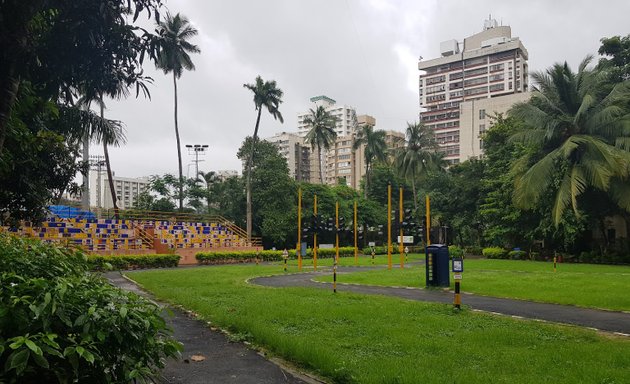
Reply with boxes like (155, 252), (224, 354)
(448, 245), (464, 258)
(0, 235), (181, 383)
(87, 254), (181, 271)
(196, 247), (358, 264)
(482, 247), (508, 259)
(464, 246), (483, 256)
(508, 250), (527, 260)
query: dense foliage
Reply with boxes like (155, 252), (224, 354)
(87, 254), (181, 271)
(0, 235), (181, 383)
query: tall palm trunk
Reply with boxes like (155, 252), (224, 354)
(173, 72), (184, 211)
(246, 108), (263, 240)
(412, 178), (419, 219)
(81, 133), (90, 211)
(318, 146), (324, 184)
(364, 161), (371, 199)
(101, 101), (119, 219)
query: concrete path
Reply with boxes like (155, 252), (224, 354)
(105, 273), (313, 384)
(251, 267), (630, 335)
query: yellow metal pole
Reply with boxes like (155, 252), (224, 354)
(297, 187), (302, 271)
(399, 186), (404, 269)
(387, 183), (392, 270)
(314, 194), (318, 271)
(335, 201), (339, 264)
(426, 195), (431, 246)
(354, 200), (358, 265)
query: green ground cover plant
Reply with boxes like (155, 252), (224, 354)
(0, 235), (181, 383)
(286, 253), (425, 267)
(130, 265), (630, 384)
(315, 259), (630, 311)
(88, 254), (180, 271)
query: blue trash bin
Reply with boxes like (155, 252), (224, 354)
(426, 244), (450, 287)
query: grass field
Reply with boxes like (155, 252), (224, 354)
(129, 265), (630, 383)
(314, 258), (630, 311)
(286, 252), (424, 268)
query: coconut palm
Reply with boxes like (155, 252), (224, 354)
(155, 13), (200, 211)
(304, 106), (338, 184)
(199, 170), (219, 214)
(76, 94), (126, 219)
(353, 124), (387, 198)
(243, 76), (284, 239)
(509, 56), (630, 225)
(394, 122), (440, 214)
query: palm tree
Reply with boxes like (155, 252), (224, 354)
(243, 76), (284, 239)
(199, 170), (219, 214)
(509, 56), (630, 225)
(394, 122), (440, 214)
(76, 94), (126, 219)
(304, 106), (338, 184)
(353, 124), (387, 198)
(155, 13), (200, 212)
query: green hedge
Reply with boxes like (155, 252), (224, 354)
(508, 250), (527, 260)
(464, 246), (483, 256)
(196, 247), (361, 264)
(87, 254), (181, 271)
(448, 245), (464, 258)
(482, 247), (509, 259)
(0, 235), (180, 383)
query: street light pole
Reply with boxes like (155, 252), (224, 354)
(185, 144), (209, 181)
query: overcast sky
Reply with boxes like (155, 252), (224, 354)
(99, 0), (630, 178)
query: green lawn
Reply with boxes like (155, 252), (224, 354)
(286, 252), (424, 268)
(315, 259), (630, 311)
(129, 265), (630, 384)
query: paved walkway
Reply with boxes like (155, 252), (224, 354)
(105, 273), (313, 384)
(251, 267), (630, 335)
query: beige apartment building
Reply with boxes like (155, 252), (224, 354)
(418, 17), (529, 163)
(265, 132), (311, 182)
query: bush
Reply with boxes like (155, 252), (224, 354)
(482, 247), (508, 259)
(508, 250), (527, 260)
(448, 245), (464, 258)
(0, 235), (181, 383)
(87, 254), (181, 271)
(196, 247), (358, 264)
(464, 246), (483, 256)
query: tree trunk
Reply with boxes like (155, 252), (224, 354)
(0, 68), (20, 155)
(81, 132), (90, 211)
(412, 178), (419, 219)
(364, 161), (370, 199)
(318, 146), (324, 184)
(101, 101), (119, 219)
(173, 73), (184, 212)
(246, 108), (263, 240)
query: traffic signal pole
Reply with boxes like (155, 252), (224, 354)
(314, 194), (318, 271)
(354, 200), (358, 266)
(387, 183), (392, 270)
(426, 195), (431, 246)
(399, 187), (404, 269)
(297, 187), (302, 271)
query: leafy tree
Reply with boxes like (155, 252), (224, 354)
(393, 122), (440, 216)
(598, 34), (630, 81)
(243, 76), (284, 240)
(0, 0), (162, 155)
(509, 56), (630, 226)
(237, 138), (295, 248)
(155, 13), (200, 212)
(304, 105), (338, 184)
(353, 124), (387, 198)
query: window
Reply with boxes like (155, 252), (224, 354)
(479, 124), (486, 133)
(479, 109), (486, 120)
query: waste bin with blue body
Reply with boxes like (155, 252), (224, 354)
(425, 244), (450, 287)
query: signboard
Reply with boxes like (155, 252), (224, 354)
(319, 244), (334, 249)
(368, 241), (376, 247)
(452, 257), (464, 272)
(453, 273), (462, 280)
(397, 236), (414, 244)
(301, 242), (307, 257)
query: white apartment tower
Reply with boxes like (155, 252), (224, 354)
(297, 96), (358, 138)
(418, 18), (529, 163)
(89, 171), (150, 210)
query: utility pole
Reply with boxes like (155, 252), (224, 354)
(89, 155), (106, 217)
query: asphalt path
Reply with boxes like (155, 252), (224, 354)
(251, 266), (630, 335)
(105, 272), (313, 384)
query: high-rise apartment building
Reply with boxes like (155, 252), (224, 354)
(89, 171), (150, 210)
(298, 95), (358, 138)
(265, 132), (311, 182)
(418, 18), (529, 163)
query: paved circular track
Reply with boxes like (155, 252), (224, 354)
(251, 266), (630, 335)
